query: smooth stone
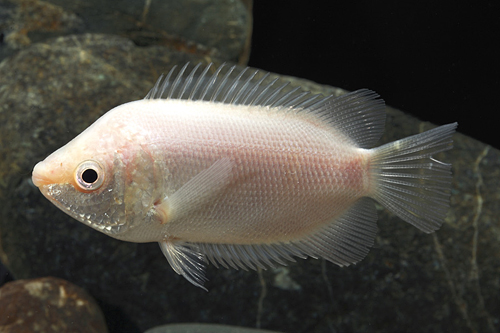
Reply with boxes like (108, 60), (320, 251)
(0, 276), (108, 332)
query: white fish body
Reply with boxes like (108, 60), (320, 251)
(32, 63), (457, 289)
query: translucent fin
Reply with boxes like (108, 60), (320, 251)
(144, 63), (386, 148)
(156, 158), (234, 223)
(188, 198), (378, 273)
(159, 240), (208, 290)
(314, 89), (386, 148)
(369, 123), (458, 232)
(158, 180), (379, 289)
(286, 197), (378, 266)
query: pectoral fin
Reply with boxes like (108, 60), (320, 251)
(155, 158), (234, 224)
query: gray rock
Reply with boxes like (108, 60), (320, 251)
(1, 34), (499, 332)
(0, 0), (84, 58)
(0, 0), (250, 63)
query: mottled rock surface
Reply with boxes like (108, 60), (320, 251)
(0, 0), (251, 63)
(0, 34), (499, 333)
(0, 277), (108, 332)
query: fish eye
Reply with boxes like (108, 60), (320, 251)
(74, 160), (105, 191)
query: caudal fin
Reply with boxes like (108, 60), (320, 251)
(369, 123), (457, 233)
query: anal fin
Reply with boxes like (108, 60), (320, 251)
(295, 197), (378, 266)
(180, 198), (379, 275)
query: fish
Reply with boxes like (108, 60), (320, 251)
(32, 63), (457, 290)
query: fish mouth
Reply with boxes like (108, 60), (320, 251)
(32, 162), (53, 187)
(32, 160), (71, 188)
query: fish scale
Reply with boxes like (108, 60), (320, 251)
(32, 63), (457, 290)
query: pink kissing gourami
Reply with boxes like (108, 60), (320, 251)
(32, 63), (457, 290)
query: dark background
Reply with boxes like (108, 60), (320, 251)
(249, 1), (499, 149)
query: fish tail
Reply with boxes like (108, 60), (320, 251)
(368, 123), (457, 232)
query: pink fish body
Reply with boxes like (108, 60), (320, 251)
(32, 63), (456, 289)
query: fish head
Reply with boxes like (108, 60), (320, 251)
(32, 109), (161, 240)
(32, 127), (130, 237)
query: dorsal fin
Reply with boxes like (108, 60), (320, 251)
(145, 63), (386, 148)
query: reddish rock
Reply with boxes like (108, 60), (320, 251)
(0, 277), (107, 333)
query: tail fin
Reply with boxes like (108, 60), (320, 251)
(369, 123), (457, 233)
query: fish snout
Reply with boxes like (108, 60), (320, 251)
(32, 161), (52, 187)
(32, 160), (68, 187)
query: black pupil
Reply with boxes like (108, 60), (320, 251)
(82, 169), (98, 184)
